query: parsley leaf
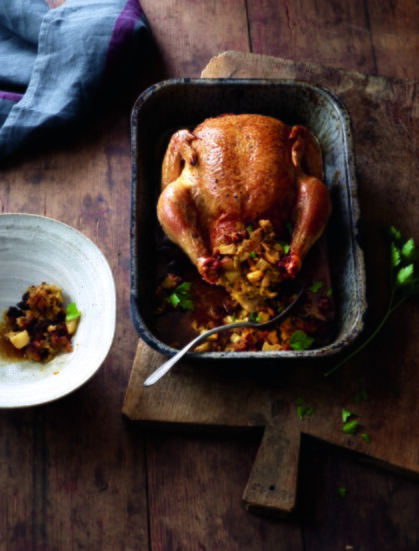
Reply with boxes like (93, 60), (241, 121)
(390, 241), (401, 268)
(289, 330), (314, 351)
(310, 281), (323, 293)
(337, 486), (347, 499)
(354, 388), (368, 403)
(66, 302), (81, 321)
(278, 240), (290, 254)
(402, 238), (419, 261)
(361, 433), (371, 444)
(249, 311), (261, 322)
(168, 282), (194, 311)
(249, 251), (256, 259)
(342, 408), (354, 423)
(342, 419), (359, 435)
(297, 406), (315, 421)
(396, 264), (414, 286)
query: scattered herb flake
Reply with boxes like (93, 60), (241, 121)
(246, 226), (253, 233)
(66, 302), (81, 321)
(327, 288), (333, 297)
(342, 408), (354, 423)
(249, 251), (256, 259)
(289, 330), (315, 351)
(337, 486), (347, 499)
(361, 433), (371, 444)
(278, 240), (290, 254)
(168, 282), (194, 311)
(310, 281), (323, 293)
(343, 419), (359, 435)
(297, 405), (315, 421)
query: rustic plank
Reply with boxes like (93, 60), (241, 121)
(146, 430), (304, 550)
(299, 437), (419, 551)
(0, 91), (149, 549)
(246, 0), (377, 75)
(139, 0), (250, 78)
(366, 0), (419, 80)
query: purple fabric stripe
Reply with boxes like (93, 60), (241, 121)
(0, 90), (23, 102)
(104, 0), (143, 70)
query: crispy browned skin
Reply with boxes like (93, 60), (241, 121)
(158, 114), (331, 284)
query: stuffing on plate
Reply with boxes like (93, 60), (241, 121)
(1, 282), (81, 362)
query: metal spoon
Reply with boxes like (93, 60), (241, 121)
(143, 282), (305, 387)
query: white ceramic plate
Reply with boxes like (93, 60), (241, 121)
(0, 214), (116, 408)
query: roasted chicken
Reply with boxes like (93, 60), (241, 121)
(157, 114), (331, 310)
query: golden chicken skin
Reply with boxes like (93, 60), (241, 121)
(157, 114), (331, 310)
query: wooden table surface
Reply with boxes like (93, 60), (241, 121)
(1, 1), (419, 549)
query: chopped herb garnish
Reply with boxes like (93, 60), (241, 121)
(246, 226), (253, 233)
(66, 302), (81, 321)
(310, 281), (323, 293)
(297, 405), (315, 421)
(277, 305), (284, 313)
(342, 419), (359, 435)
(361, 433), (371, 444)
(231, 313), (237, 323)
(337, 486), (347, 499)
(289, 330), (314, 351)
(354, 388), (368, 404)
(327, 288), (333, 297)
(249, 251), (256, 259)
(278, 240), (290, 254)
(342, 408), (354, 423)
(249, 311), (260, 322)
(325, 225), (419, 376)
(168, 282), (194, 311)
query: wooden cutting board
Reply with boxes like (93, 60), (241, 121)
(123, 51), (419, 517)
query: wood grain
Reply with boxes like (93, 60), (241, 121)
(0, 0), (418, 548)
(247, 0), (377, 75)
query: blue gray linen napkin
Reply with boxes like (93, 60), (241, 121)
(0, 0), (149, 159)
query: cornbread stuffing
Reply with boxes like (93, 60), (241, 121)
(2, 283), (80, 362)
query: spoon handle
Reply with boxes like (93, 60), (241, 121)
(143, 329), (216, 386)
(143, 320), (252, 386)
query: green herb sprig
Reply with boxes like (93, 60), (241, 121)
(325, 226), (419, 376)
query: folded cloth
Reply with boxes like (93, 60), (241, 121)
(0, 0), (150, 160)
